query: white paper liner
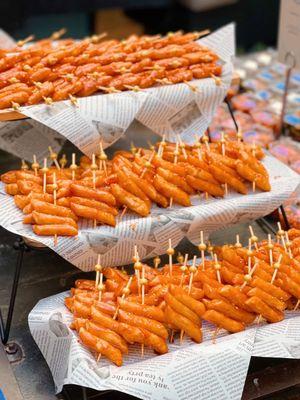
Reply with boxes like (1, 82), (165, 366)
(11, 24), (235, 156)
(0, 155), (299, 270)
(0, 119), (65, 163)
(28, 289), (300, 399)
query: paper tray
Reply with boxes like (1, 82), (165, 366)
(0, 155), (299, 271)
(28, 286), (300, 399)
(0, 24), (235, 159)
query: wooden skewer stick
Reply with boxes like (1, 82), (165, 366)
(198, 231), (207, 271)
(193, 29), (211, 38)
(21, 159), (29, 171)
(33, 81), (43, 89)
(98, 86), (121, 94)
(147, 141), (155, 151)
(140, 264), (147, 305)
(99, 142), (108, 177)
(31, 154), (39, 175)
(270, 254), (282, 284)
(188, 256), (197, 295)
(32, 155), (39, 176)
(167, 239), (175, 276)
(53, 172), (58, 246)
(169, 142), (179, 208)
(267, 234), (274, 266)
(210, 74), (222, 86)
(179, 256), (197, 343)
(68, 94), (78, 106)
(201, 134), (210, 153)
(207, 241), (214, 259)
(41, 158), (48, 193)
(9, 77), (20, 84)
(94, 254), (102, 288)
(48, 146), (61, 170)
(91, 152), (98, 230)
(294, 299), (300, 311)
(235, 234), (242, 249)
(284, 231), (293, 258)
(220, 132), (228, 196)
(177, 252), (184, 264)
(194, 135), (208, 198)
(157, 135), (166, 158)
(183, 80), (198, 92)
(124, 85), (141, 92)
(91, 154), (97, 189)
(249, 225), (259, 251)
(98, 273), (105, 302)
(131, 142), (137, 155)
(247, 238), (253, 273)
(112, 276), (133, 320)
(17, 35), (34, 47)
(89, 32), (108, 44)
(277, 222), (287, 252)
(11, 100), (21, 110)
(179, 254), (189, 287)
(213, 254), (222, 284)
(177, 134), (188, 159)
(156, 78), (172, 85)
(59, 154), (67, 169)
(133, 246), (142, 296)
(257, 253), (283, 324)
(154, 255), (161, 269)
(95, 270), (105, 363)
(241, 262), (258, 290)
(50, 28), (67, 40)
(212, 326), (221, 344)
(140, 151), (155, 179)
(43, 96), (53, 105)
(53, 172), (57, 205)
(173, 140), (180, 164)
(70, 153), (77, 181)
(220, 132), (226, 157)
(140, 264), (148, 357)
(194, 135), (202, 160)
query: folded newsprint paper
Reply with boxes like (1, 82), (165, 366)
(0, 24), (234, 158)
(0, 119), (65, 163)
(0, 155), (299, 270)
(0, 31), (67, 162)
(28, 290), (300, 400)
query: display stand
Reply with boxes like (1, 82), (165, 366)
(0, 238), (28, 346)
(278, 51), (296, 136)
(0, 237), (50, 349)
(224, 96), (239, 132)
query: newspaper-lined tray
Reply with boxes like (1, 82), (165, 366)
(0, 155), (299, 270)
(28, 287), (300, 399)
(0, 24), (234, 159)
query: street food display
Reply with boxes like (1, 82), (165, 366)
(64, 227), (300, 366)
(0, 29), (221, 110)
(0, 27), (298, 400)
(0, 136), (271, 238)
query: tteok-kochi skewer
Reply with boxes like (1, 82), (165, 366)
(65, 227), (300, 366)
(0, 29), (222, 110)
(1, 137), (271, 238)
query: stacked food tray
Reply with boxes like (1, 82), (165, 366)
(0, 25), (300, 400)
